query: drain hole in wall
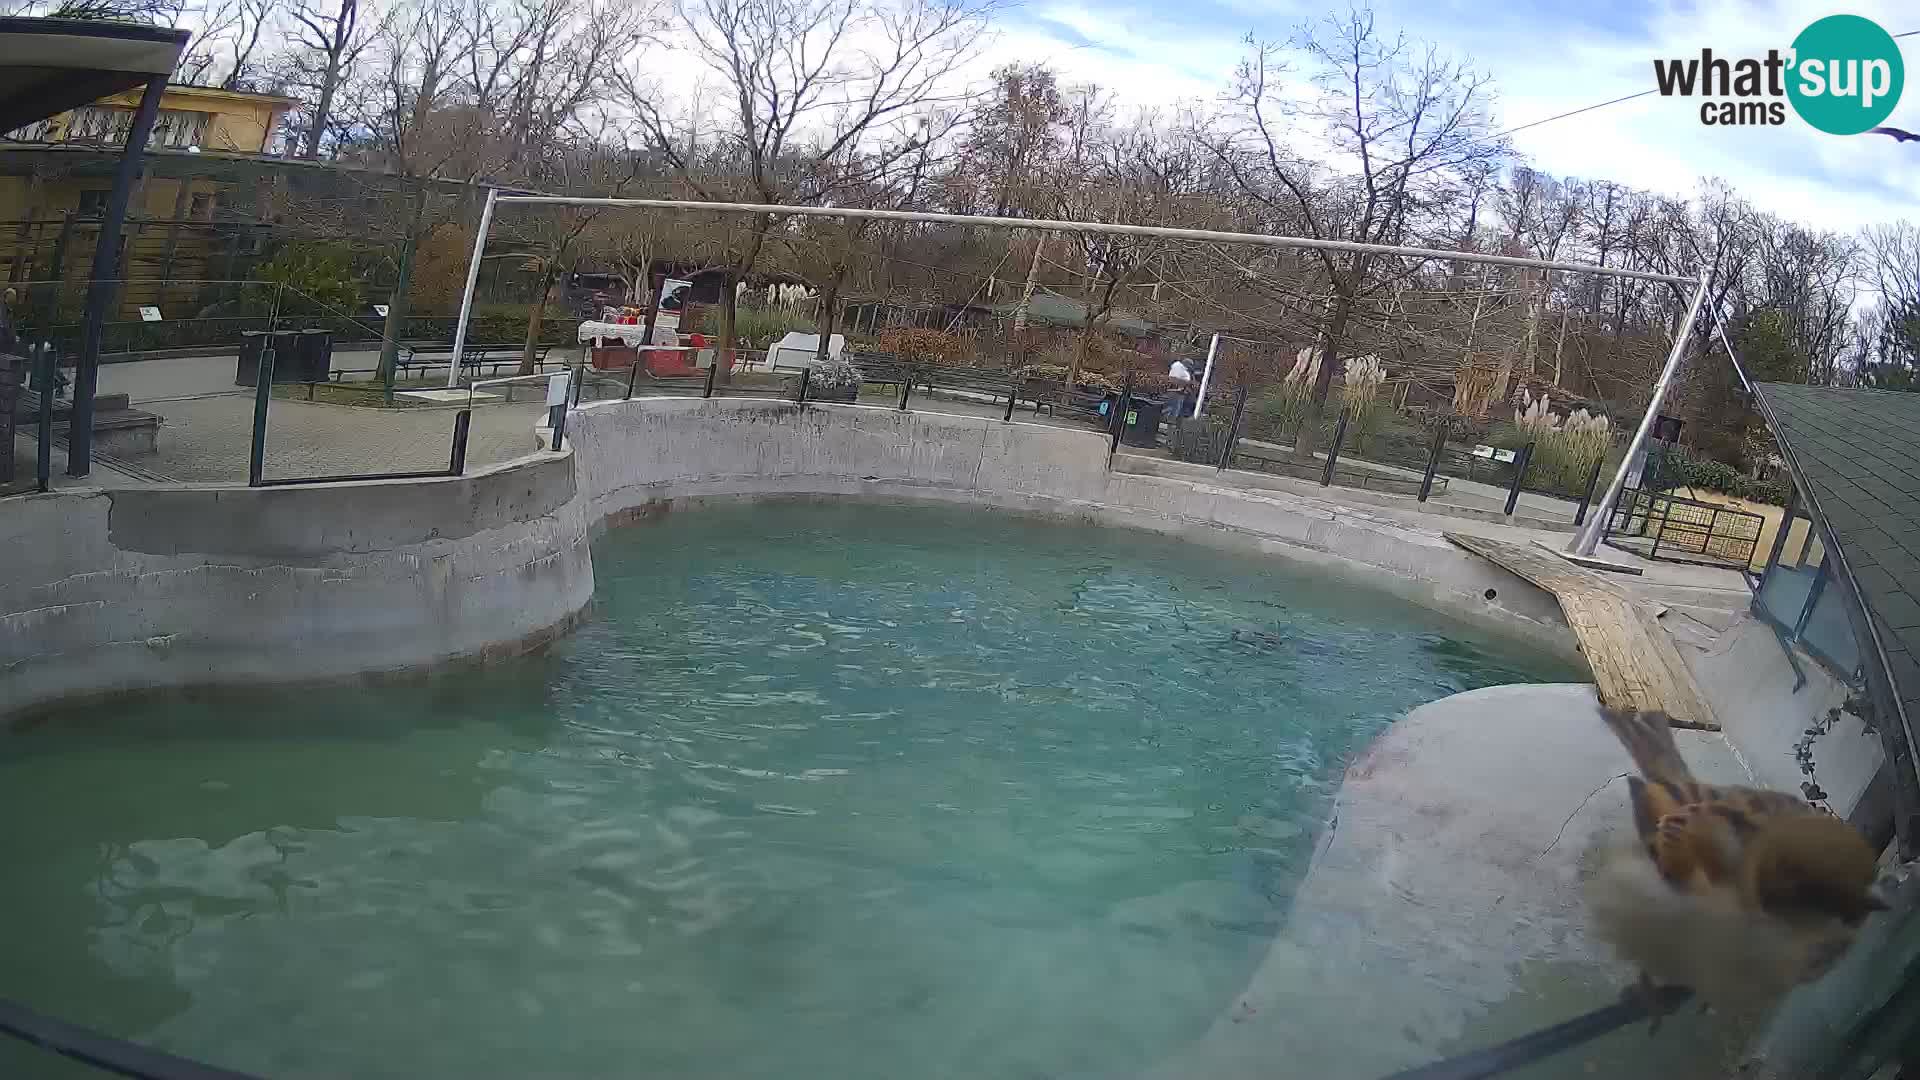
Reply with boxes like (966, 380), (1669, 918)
(1483, 588), (1498, 601)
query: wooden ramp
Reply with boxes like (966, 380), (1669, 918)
(1446, 533), (1721, 730)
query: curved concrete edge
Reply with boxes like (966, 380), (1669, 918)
(1145, 683), (1762, 1080)
(4, 395), (1583, 719)
(1, 451), (594, 720)
(567, 396), (1582, 662)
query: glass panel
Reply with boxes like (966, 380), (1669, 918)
(1774, 512), (1818, 569)
(1756, 526), (1863, 680)
(1758, 559), (1820, 629)
(1801, 570), (1863, 676)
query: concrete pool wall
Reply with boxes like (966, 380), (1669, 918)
(566, 397), (1579, 657)
(1, 452), (591, 718)
(2, 395), (1572, 718)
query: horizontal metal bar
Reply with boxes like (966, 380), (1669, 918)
(254, 468), (456, 487)
(0, 997), (264, 1080)
(469, 372), (565, 391)
(492, 196), (1696, 286)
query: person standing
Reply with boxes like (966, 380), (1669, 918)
(1167, 356), (1195, 417)
(0, 287), (17, 355)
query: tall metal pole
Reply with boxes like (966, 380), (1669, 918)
(1193, 332), (1220, 416)
(1569, 275), (1712, 557)
(446, 187), (498, 389)
(69, 74), (168, 477)
(495, 196), (1695, 286)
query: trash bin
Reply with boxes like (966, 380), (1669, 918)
(1120, 394), (1166, 448)
(237, 330), (307, 385)
(293, 329), (333, 382)
(234, 331), (266, 386)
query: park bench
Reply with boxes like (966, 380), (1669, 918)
(850, 358), (1029, 412)
(17, 387), (161, 457)
(391, 342), (556, 380)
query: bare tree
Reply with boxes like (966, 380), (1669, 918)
(956, 63), (1071, 217)
(177, 0), (280, 89)
(615, 0), (993, 379)
(328, 0), (486, 380)
(1860, 221), (1920, 384)
(496, 143), (662, 373)
(1207, 6), (1506, 454)
(282, 0), (381, 157)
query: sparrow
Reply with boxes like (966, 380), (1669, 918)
(1583, 707), (1886, 1019)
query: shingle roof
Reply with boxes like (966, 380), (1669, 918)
(990, 292), (1155, 336)
(1757, 383), (1920, 722)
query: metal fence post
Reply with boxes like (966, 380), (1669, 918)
(1107, 371), (1135, 464)
(1417, 418), (1450, 502)
(247, 348), (275, 486)
(796, 367), (811, 404)
(34, 343), (54, 493)
(703, 362), (717, 399)
(1217, 384), (1248, 471)
(1649, 497), (1669, 559)
(625, 348), (642, 400)
(1572, 458), (1605, 527)
(1002, 381), (1018, 422)
(1320, 412), (1350, 487)
(1504, 441), (1536, 516)
(448, 409), (472, 475)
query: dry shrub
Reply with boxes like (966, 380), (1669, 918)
(878, 327), (970, 365)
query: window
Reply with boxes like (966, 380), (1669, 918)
(76, 190), (111, 217)
(63, 107), (136, 145)
(189, 192), (216, 221)
(46, 107), (209, 148)
(153, 110), (211, 149)
(1754, 494), (1862, 681)
(3, 118), (56, 142)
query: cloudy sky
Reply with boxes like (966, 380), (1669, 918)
(974, 0), (1920, 233)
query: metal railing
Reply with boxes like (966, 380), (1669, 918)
(1603, 486), (1765, 570)
(246, 342), (475, 487)
(0, 997), (262, 1080)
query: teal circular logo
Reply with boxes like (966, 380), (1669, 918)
(1787, 15), (1904, 134)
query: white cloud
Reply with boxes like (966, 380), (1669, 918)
(970, 0), (1920, 231)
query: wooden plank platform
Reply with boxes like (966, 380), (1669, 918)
(1446, 532), (1721, 730)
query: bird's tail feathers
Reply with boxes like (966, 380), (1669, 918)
(1600, 707), (1693, 785)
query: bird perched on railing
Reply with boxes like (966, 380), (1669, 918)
(1584, 707), (1886, 1020)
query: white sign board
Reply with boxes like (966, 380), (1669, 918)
(654, 278), (693, 332)
(768, 332), (845, 369)
(138, 306), (162, 322)
(373, 304), (390, 318)
(1470, 445), (1518, 464)
(545, 372), (570, 407)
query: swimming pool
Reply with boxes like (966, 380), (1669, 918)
(0, 502), (1580, 1078)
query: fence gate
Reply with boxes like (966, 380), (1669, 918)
(1603, 487), (1765, 571)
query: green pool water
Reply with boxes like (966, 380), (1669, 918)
(0, 503), (1579, 1079)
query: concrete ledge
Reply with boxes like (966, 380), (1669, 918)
(5, 395), (1584, 717)
(1113, 453), (1576, 532)
(1, 451), (593, 720)
(567, 397), (1580, 661)
(1148, 683), (1760, 1080)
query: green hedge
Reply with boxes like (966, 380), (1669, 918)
(1654, 446), (1791, 506)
